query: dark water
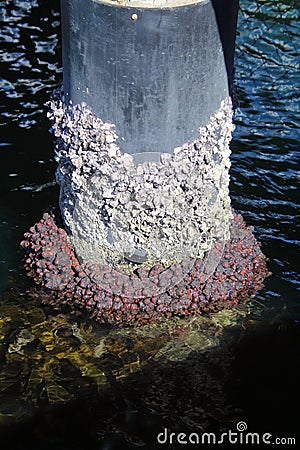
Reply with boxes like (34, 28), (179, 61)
(0, 0), (299, 448)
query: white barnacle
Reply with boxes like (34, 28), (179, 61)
(49, 88), (233, 266)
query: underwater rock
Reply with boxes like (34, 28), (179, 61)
(20, 208), (269, 327)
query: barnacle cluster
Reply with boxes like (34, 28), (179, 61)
(47, 89), (233, 270)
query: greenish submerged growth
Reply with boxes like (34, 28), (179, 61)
(0, 290), (248, 423)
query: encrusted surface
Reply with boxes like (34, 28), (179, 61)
(25, 89), (270, 328)
(21, 209), (269, 327)
(47, 90), (234, 268)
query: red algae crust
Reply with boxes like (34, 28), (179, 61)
(20, 209), (269, 327)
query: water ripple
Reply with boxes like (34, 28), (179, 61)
(232, 0), (300, 290)
(0, 0), (61, 128)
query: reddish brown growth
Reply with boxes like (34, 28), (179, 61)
(21, 209), (269, 327)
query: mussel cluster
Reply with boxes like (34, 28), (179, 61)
(21, 208), (268, 327)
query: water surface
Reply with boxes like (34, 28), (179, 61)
(0, 0), (299, 448)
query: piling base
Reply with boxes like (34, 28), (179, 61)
(21, 209), (269, 327)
